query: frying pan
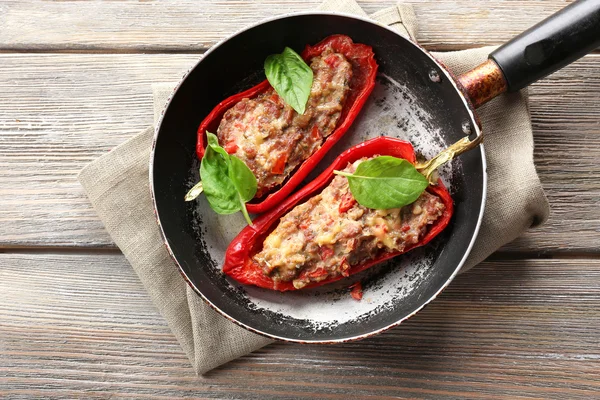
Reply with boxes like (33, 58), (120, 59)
(150, 0), (600, 342)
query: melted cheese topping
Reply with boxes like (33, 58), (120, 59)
(254, 158), (445, 289)
(217, 49), (353, 198)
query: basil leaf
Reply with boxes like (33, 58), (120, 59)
(228, 155), (257, 203)
(264, 47), (313, 114)
(334, 156), (429, 210)
(206, 131), (219, 147)
(206, 131), (230, 160)
(200, 142), (240, 215)
(228, 155), (257, 225)
(189, 131), (257, 225)
(184, 132), (223, 203)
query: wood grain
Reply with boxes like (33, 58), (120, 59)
(2, 1), (598, 397)
(0, 54), (193, 247)
(0, 0), (573, 52)
(0, 253), (598, 398)
(0, 53), (598, 251)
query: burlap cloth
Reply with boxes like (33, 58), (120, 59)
(78, 0), (550, 374)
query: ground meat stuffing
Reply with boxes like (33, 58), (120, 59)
(217, 48), (353, 197)
(253, 158), (445, 289)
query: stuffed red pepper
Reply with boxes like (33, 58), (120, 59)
(197, 35), (378, 213)
(224, 137), (454, 291)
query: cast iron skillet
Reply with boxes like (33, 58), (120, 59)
(150, 1), (600, 342)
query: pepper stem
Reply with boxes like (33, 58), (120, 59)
(184, 181), (204, 201)
(332, 170), (353, 178)
(416, 132), (483, 185)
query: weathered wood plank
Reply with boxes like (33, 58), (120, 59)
(0, 53), (598, 251)
(0, 54), (195, 247)
(0, 253), (598, 398)
(0, 0), (573, 52)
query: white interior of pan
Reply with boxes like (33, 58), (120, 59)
(186, 73), (460, 331)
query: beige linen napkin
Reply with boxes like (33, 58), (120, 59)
(78, 0), (549, 375)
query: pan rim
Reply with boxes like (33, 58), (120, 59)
(149, 10), (487, 343)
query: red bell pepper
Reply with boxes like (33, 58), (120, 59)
(196, 34), (378, 214)
(223, 137), (454, 291)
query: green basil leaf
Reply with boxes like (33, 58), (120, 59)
(228, 155), (257, 203)
(335, 156), (429, 210)
(206, 131), (219, 147)
(228, 155), (257, 225)
(206, 131), (230, 161)
(200, 140), (240, 215)
(264, 47), (313, 114)
(193, 131), (257, 225)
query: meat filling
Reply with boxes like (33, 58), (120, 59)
(253, 158), (445, 289)
(217, 49), (353, 197)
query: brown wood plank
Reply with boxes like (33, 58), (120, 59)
(0, 54), (196, 247)
(0, 253), (599, 398)
(0, 53), (599, 251)
(0, 0), (573, 52)
(502, 53), (600, 252)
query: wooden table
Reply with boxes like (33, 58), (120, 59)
(1, 1), (599, 398)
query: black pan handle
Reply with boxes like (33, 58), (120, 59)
(490, 0), (600, 92)
(458, 0), (600, 108)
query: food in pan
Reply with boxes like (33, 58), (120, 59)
(187, 35), (378, 218)
(224, 137), (453, 291)
(254, 157), (445, 289)
(217, 49), (352, 199)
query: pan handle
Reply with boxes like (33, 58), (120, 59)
(458, 0), (600, 108)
